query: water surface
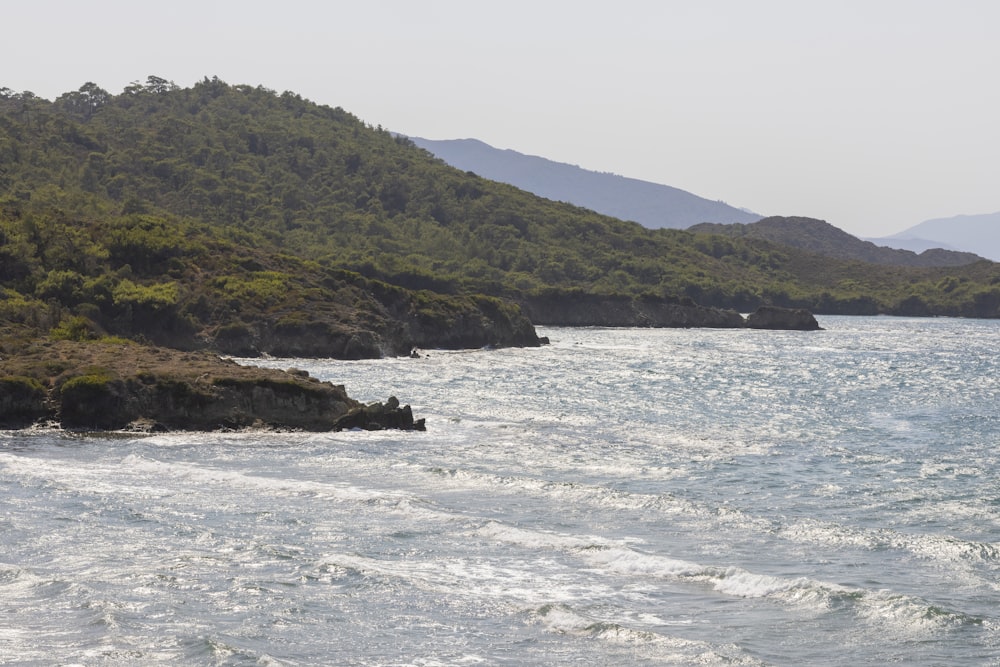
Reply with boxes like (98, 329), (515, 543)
(2, 316), (998, 665)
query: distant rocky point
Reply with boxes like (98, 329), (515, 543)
(520, 293), (819, 331)
(689, 216), (986, 268)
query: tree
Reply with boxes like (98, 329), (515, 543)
(55, 82), (110, 120)
(144, 75), (178, 94)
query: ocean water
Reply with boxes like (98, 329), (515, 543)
(1, 316), (998, 666)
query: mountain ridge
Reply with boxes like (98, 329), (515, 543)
(868, 212), (1000, 262)
(409, 137), (762, 229)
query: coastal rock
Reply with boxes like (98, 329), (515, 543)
(744, 306), (821, 330)
(55, 367), (359, 432)
(333, 396), (427, 432)
(383, 291), (541, 352)
(0, 340), (425, 432)
(210, 292), (541, 359)
(520, 293), (822, 331)
(212, 319), (386, 360)
(0, 376), (48, 428)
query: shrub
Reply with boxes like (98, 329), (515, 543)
(50, 315), (98, 341)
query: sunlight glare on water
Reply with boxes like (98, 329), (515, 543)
(1, 316), (999, 665)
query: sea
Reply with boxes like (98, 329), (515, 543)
(1, 316), (998, 666)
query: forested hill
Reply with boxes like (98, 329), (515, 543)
(2, 76), (1000, 355)
(689, 217), (986, 268)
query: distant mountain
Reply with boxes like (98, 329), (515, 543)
(868, 212), (1000, 262)
(690, 216), (987, 267)
(409, 137), (762, 229)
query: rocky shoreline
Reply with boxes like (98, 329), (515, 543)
(520, 296), (821, 331)
(0, 306), (818, 433)
(0, 340), (424, 432)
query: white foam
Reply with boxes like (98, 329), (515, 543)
(919, 462), (982, 479)
(315, 551), (610, 608)
(532, 603), (767, 665)
(533, 603), (658, 643)
(0, 563), (48, 597)
(475, 521), (838, 608)
(855, 589), (984, 637)
(474, 522), (614, 552)
(781, 517), (1000, 584)
(426, 466), (719, 525)
(473, 519), (985, 635)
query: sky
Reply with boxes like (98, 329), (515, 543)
(3, 0), (998, 237)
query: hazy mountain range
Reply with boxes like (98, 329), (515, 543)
(409, 137), (762, 229)
(413, 137), (998, 263)
(868, 212), (1000, 262)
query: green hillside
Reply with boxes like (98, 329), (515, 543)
(2, 76), (1000, 357)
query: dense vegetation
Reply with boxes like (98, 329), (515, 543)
(2, 76), (999, 358)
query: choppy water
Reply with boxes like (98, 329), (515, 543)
(2, 316), (999, 666)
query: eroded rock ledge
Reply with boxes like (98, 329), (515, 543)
(520, 293), (744, 328)
(0, 340), (424, 432)
(520, 294), (821, 331)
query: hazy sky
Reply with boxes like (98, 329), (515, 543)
(4, 0), (998, 237)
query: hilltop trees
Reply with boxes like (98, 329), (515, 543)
(54, 82), (111, 120)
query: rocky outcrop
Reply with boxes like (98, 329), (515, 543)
(0, 376), (48, 428)
(333, 396), (426, 432)
(521, 294), (822, 331)
(378, 289), (542, 352)
(520, 293), (745, 328)
(209, 291), (541, 359)
(0, 340), (425, 432)
(744, 306), (822, 330)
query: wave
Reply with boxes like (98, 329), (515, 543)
(315, 551), (765, 665)
(476, 522), (833, 604)
(180, 634), (288, 666)
(316, 550), (612, 609)
(779, 518), (1000, 589)
(422, 463), (1000, 584)
(0, 562), (54, 596)
(423, 465), (733, 524)
(532, 603), (767, 666)
(10, 440), (996, 610)
(475, 521), (987, 635)
(2, 449), (448, 520)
